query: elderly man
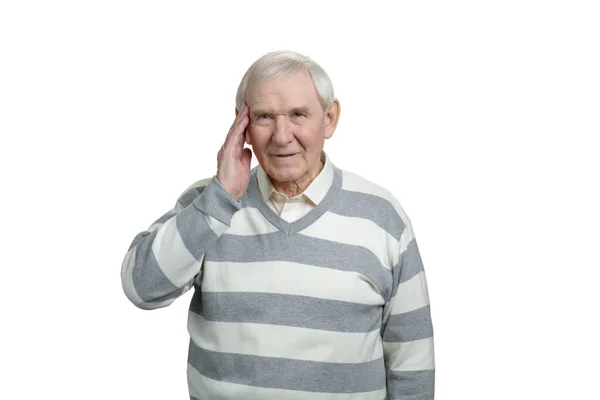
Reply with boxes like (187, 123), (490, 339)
(121, 50), (435, 399)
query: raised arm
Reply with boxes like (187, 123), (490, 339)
(120, 177), (241, 309)
(382, 217), (435, 399)
(121, 103), (253, 310)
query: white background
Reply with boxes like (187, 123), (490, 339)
(1, 1), (599, 399)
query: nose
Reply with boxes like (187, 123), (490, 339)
(271, 116), (294, 144)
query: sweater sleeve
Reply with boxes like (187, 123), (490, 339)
(381, 217), (435, 399)
(120, 176), (241, 310)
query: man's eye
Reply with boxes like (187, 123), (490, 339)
(258, 114), (270, 119)
(292, 112), (304, 117)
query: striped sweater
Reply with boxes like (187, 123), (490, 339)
(121, 162), (435, 399)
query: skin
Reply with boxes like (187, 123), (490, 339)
(217, 68), (340, 200)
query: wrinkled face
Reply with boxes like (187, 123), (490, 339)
(243, 69), (338, 184)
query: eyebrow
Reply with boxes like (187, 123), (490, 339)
(250, 106), (311, 118)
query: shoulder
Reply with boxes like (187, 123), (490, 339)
(175, 177), (214, 209)
(332, 166), (413, 245)
(337, 167), (411, 225)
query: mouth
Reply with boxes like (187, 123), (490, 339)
(272, 153), (297, 158)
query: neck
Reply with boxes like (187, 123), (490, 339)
(270, 159), (324, 198)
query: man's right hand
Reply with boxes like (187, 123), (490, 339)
(216, 103), (253, 200)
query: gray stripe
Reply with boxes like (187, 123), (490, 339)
(152, 209), (177, 226)
(176, 203), (220, 261)
(330, 190), (406, 241)
(188, 340), (386, 393)
(178, 187), (205, 209)
(205, 232), (395, 301)
(190, 291), (382, 333)
(386, 368), (435, 399)
(192, 177), (242, 226)
(127, 209), (177, 251)
(132, 229), (179, 303)
(390, 238), (424, 300)
(190, 288), (203, 314)
(383, 305), (433, 342)
(399, 239), (424, 284)
(129, 188), (220, 303)
(190, 397), (200, 400)
(128, 230), (147, 252)
(153, 285), (188, 303)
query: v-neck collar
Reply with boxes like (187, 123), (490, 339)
(245, 163), (343, 237)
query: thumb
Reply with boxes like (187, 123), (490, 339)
(241, 147), (252, 169)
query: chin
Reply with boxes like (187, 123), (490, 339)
(268, 171), (298, 183)
(266, 166), (303, 182)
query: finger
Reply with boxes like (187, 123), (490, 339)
(224, 116), (249, 158)
(233, 123), (249, 157)
(235, 127), (247, 147)
(226, 105), (248, 142)
(240, 147), (252, 170)
(231, 115), (248, 142)
(235, 115), (249, 139)
(222, 104), (249, 156)
(228, 114), (249, 146)
(230, 103), (248, 131)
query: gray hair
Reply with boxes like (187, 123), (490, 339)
(235, 50), (335, 112)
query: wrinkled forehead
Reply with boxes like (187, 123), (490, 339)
(246, 69), (323, 111)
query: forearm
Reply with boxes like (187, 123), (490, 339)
(121, 177), (241, 309)
(384, 305), (435, 399)
(384, 303), (435, 399)
(383, 221), (435, 398)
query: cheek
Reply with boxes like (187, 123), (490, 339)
(297, 125), (324, 148)
(246, 125), (257, 140)
(246, 126), (267, 147)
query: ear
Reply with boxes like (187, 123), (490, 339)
(324, 99), (341, 139)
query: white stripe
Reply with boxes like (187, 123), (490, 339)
(121, 247), (172, 310)
(389, 271), (430, 315)
(201, 261), (385, 305)
(227, 207), (279, 235)
(148, 218), (169, 233)
(204, 213), (229, 236)
(187, 362), (387, 400)
(180, 177), (212, 197)
(151, 216), (203, 287)
(188, 312), (383, 364)
(300, 212), (397, 268)
(341, 170), (409, 223)
(383, 337), (435, 371)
